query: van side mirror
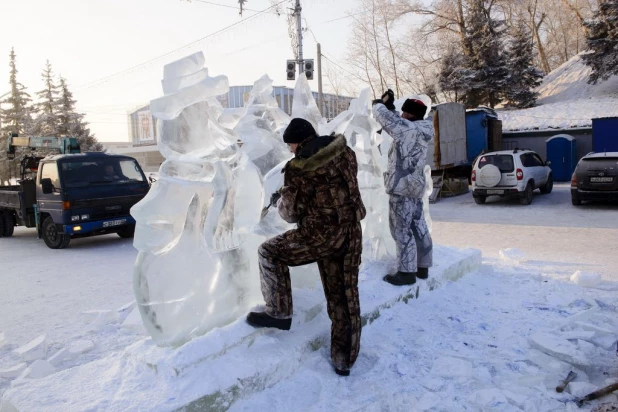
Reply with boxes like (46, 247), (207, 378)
(41, 178), (53, 194)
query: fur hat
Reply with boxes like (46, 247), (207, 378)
(402, 98), (427, 119)
(283, 118), (317, 144)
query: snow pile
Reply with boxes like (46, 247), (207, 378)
(499, 247), (527, 264)
(571, 271), (602, 288)
(500, 54), (618, 132)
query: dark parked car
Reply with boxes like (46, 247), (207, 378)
(571, 152), (618, 205)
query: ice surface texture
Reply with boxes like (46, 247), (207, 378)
(131, 55), (435, 347)
(131, 52), (265, 346)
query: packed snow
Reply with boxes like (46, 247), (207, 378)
(1, 184), (617, 411)
(499, 54), (618, 132)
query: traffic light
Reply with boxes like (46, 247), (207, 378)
(304, 59), (314, 80)
(286, 60), (296, 81)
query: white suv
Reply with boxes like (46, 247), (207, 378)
(471, 149), (553, 205)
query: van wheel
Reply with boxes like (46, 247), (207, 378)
(474, 196), (487, 205)
(0, 213), (5, 238)
(42, 217), (71, 249)
(117, 225), (135, 239)
(540, 175), (553, 194)
(571, 195), (582, 206)
(520, 182), (533, 205)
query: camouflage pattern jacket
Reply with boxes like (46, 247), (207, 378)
(278, 134), (366, 229)
(373, 103), (434, 199)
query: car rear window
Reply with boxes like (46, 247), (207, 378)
(477, 155), (515, 173)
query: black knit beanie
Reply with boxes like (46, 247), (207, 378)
(401, 98), (427, 119)
(283, 118), (316, 144)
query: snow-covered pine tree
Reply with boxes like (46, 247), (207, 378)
(438, 46), (471, 104)
(582, 0), (618, 84)
(0, 48), (34, 183)
(32, 60), (61, 136)
(463, 0), (509, 108)
(504, 21), (544, 108)
(57, 76), (102, 152)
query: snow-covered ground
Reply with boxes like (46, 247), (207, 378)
(1, 184), (617, 411)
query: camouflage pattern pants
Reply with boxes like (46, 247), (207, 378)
(389, 195), (433, 273)
(258, 223), (363, 371)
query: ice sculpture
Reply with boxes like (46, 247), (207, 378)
(131, 53), (436, 347)
(131, 52), (264, 346)
(423, 165), (434, 234)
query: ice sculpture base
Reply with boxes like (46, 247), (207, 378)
(1, 245), (482, 412)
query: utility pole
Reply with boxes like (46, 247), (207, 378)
(317, 44), (323, 116)
(293, 0), (304, 77)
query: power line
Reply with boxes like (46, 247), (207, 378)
(74, 0), (288, 91)
(192, 0), (261, 13)
(318, 11), (365, 25)
(321, 53), (357, 79)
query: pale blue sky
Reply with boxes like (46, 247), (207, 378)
(1, 0), (360, 142)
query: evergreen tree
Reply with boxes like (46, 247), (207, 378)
(463, 0), (509, 108)
(438, 46), (471, 104)
(0, 48), (33, 183)
(0, 48), (33, 135)
(32, 60), (61, 136)
(57, 76), (102, 151)
(582, 0), (618, 84)
(504, 22), (544, 108)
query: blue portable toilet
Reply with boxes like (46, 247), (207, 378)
(465, 107), (499, 163)
(546, 134), (577, 181)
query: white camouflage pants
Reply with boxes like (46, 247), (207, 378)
(389, 196), (433, 273)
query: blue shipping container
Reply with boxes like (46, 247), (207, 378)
(466, 109), (497, 163)
(592, 117), (618, 153)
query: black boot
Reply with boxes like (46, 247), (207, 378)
(383, 271), (416, 286)
(417, 267), (429, 280)
(334, 367), (350, 376)
(246, 312), (292, 330)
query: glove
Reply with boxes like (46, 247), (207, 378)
(372, 98), (382, 106)
(270, 191), (282, 206)
(381, 89), (395, 111)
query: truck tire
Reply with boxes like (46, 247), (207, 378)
(117, 224), (135, 239)
(2, 212), (15, 237)
(0, 213), (5, 238)
(42, 216), (71, 249)
(474, 195), (487, 205)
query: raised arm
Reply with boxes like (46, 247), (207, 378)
(372, 103), (412, 142)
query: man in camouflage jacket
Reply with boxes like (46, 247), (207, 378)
(247, 118), (366, 376)
(373, 90), (434, 286)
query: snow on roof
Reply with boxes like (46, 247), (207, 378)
(499, 53), (618, 132)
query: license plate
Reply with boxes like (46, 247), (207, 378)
(103, 219), (127, 228)
(486, 189), (504, 194)
(590, 177), (613, 183)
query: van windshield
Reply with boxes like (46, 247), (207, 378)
(477, 154), (515, 173)
(60, 158), (145, 188)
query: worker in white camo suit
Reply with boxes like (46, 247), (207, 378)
(372, 90), (434, 286)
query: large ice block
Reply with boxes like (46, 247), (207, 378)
(132, 53), (264, 346)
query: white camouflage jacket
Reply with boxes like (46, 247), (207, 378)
(372, 103), (434, 199)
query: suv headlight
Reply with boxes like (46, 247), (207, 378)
(71, 215), (80, 222)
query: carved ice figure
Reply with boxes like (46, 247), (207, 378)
(423, 165), (433, 234)
(233, 75), (291, 177)
(341, 89), (393, 260)
(131, 52), (263, 346)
